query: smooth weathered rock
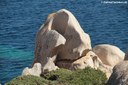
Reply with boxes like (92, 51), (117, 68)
(33, 9), (92, 73)
(56, 50), (94, 70)
(98, 62), (113, 78)
(22, 63), (41, 76)
(33, 29), (66, 72)
(71, 51), (112, 78)
(70, 51), (98, 70)
(56, 50), (112, 78)
(107, 61), (128, 85)
(43, 57), (59, 73)
(93, 44), (125, 67)
(55, 9), (92, 60)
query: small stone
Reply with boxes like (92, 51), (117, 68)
(22, 63), (41, 76)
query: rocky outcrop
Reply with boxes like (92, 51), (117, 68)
(56, 51), (98, 70)
(33, 9), (92, 73)
(71, 51), (112, 78)
(107, 61), (128, 85)
(70, 51), (96, 70)
(93, 44), (125, 67)
(22, 63), (41, 76)
(34, 29), (66, 72)
(21, 9), (125, 79)
(56, 50), (112, 78)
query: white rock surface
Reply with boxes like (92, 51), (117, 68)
(72, 51), (113, 78)
(33, 9), (92, 73)
(70, 51), (97, 70)
(93, 44), (125, 67)
(42, 57), (59, 73)
(22, 63), (41, 76)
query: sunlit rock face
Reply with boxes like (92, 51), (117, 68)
(33, 9), (92, 73)
(20, 9), (126, 79)
(22, 63), (41, 76)
(19, 9), (118, 79)
(93, 44), (125, 67)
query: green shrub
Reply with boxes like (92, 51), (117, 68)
(6, 67), (107, 85)
(43, 67), (107, 85)
(6, 75), (51, 85)
(68, 67), (107, 85)
(43, 68), (72, 84)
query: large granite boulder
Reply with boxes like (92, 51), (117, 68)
(107, 61), (128, 85)
(93, 44), (125, 67)
(33, 9), (92, 73)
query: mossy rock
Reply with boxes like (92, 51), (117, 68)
(6, 67), (107, 85)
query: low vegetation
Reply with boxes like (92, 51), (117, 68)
(6, 67), (107, 85)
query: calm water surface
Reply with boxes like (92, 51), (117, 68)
(0, 0), (128, 84)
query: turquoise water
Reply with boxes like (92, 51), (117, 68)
(0, 0), (128, 84)
(0, 45), (33, 84)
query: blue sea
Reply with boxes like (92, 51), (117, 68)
(0, 0), (128, 84)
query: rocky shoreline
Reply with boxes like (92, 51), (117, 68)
(7, 9), (128, 85)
